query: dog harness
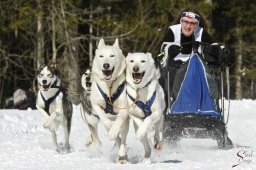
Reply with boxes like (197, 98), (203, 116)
(128, 90), (156, 119)
(40, 89), (61, 115)
(97, 82), (125, 115)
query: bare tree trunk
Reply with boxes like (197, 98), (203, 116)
(89, 2), (93, 66)
(51, 0), (57, 63)
(251, 79), (254, 99)
(60, 0), (81, 104)
(235, 28), (242, 99)
(36, 0), (44, 68)
(60, 0), (78, 71)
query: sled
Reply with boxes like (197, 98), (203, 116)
(162, 42), (233, 149)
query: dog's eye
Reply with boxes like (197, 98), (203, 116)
(110, 55), (115, 58)
(39, 73), (43, 78)
(141, 60), (146, 63)
(48, 73), (53, 78)
(100, 55), (104, 58)
(130, 60), (134, 63)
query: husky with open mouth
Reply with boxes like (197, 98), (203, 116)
(90, 39), (129, 163)
(36, 64), (73, 152)
(126, 52), (166, 163)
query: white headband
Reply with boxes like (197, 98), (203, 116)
(181, 12), (200, 23)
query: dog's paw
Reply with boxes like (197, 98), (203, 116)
(85, 135), (93, 146)
(141, 158), (151, 164)
(49, 121), (59, 131)
(107, 128), (119, 140)
(43, 122), (51, 129)
(116, 155), (128, 164)
(154, 143), (162, 150)
(136, 128), (146, 140)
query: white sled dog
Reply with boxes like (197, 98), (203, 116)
(36, 65), (73, 152)
(126, 52), (165, 162)
(91, 39), (129, 163)
(80, 67), (101, 146)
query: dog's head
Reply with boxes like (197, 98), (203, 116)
(92, 38), (126, 81)
(126, 52), (157, 87)
(37, 64), (60, 91)
(81, 66), (92, 93)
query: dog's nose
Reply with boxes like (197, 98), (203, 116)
(42, 80), (47, 84)
(133, 66), (140, 72)
(103, 63), (110, 70)
(86, 76), (91, 81)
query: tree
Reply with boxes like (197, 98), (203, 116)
(212, 0), (256, 99)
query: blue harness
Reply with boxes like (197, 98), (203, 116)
(97, 82), (125, 115)
(128, 90), (156, 119)
(40, 89), (61, 115)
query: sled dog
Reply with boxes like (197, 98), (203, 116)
(80, 66), (101, 146)
(91, 39), (129, 163)
(36, 64), (73, 152)
(126, 52), (165, 162)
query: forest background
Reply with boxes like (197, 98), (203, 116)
(0, 0), (256, 108)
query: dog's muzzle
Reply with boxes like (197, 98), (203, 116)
(85, 82), (92, 91)
(132, 72), (145, 84)
(40, 80), (51, 91)
(102, 64), (114, 80)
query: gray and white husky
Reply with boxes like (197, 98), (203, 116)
(36, 64), (73, 152)
(80, 66), (101, 146)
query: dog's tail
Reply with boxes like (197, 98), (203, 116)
(63, 90), (73, 135)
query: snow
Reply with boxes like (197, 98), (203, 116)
(0, 100), (256, 170)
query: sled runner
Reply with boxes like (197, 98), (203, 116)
(161, 41), (233, 149)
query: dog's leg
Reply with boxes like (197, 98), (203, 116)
(136, 111), (161, 140)
(62, 117), (71, 151)
(108, 110), (128, 140)
(116, 117), (129, 164)
(50, 129), (59, 152)
(141, 135), (151, 162)
(133, 118), (151, 162)
(92, 105), (112, 128)
(153, 116), (164, 150)
(86, 124), (101, 146)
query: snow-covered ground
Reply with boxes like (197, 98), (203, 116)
(0, 100), (255, 170)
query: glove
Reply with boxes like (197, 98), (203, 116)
(207, 43), (220, 59)
(208, 43), (230, 67)
(219, 45), (230, 67)
(160, 42), (181, 67)
(168, 44), (181, 59)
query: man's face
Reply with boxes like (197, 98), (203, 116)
(181, 17), (198, 37)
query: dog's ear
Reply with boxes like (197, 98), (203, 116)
(113, 38), (119, 48)
(146, 52), (152, 58)
(38, 63), (46, 70)
(98, 39), (105, 49)
(48, 63), (59, 75)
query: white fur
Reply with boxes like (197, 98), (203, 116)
(91, 39), (129, 163)
(126, 52), (166, 161)
(36, 66), (72, 152)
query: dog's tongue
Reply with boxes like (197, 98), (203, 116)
(103, 70), (112, 76)
(42, 84), (50, 90)
(102, 70), (112, 80)
(133, 73), (143, 83)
